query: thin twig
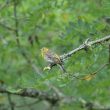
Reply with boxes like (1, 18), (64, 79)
(0, 3), (7, 11)
(0, 22), (16, 31)
(0, 0), (12, 11)
(7, 93), (14, 110)
(90, 63), (109, 75)
(13, 0), (19, 45)
(108, 44), (110, 65)
(60, 63), (108, 81)
(80, 63), (109, 80)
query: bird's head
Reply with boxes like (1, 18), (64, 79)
(41, 47), (49, 57)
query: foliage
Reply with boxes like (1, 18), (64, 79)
(0, 0), (110, 110)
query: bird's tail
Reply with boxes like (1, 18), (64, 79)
(58, 64), (67, 73)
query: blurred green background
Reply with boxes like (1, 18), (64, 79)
(0, 0), (110, 110)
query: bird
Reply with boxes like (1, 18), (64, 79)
(41, 47), (66, 72)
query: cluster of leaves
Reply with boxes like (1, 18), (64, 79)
(0, 0), (110, 109)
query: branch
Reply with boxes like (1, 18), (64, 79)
(0, 85), (110, 109)
(48, 35), (110, 70)
(7, 93), (15, 110)
(0, 22), (16, 31)
(13, 0), (20, 45)
(108, 44), (110, 65)
(80, 98), (110, 110)
(60, 35), (110, 60)
(0, 85), (60, 105)
(69, 63), (109, 81)
(0, 0), (13, 11)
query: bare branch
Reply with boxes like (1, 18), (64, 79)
(60, 35), (110, 60)
(0, 85), (110, 109)
(0, 86), (61, 105)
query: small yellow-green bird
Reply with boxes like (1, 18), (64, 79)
(41, 47), (66, 72)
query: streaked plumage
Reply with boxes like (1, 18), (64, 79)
(41, 47), (66, 72)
